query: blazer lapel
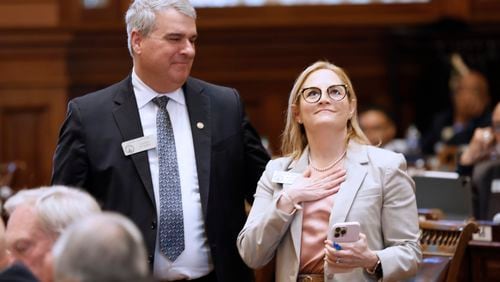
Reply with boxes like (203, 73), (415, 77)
(330, 142), (368, 225)
(112, 76), (156, 207)
(285, 151), (309, 267)
(183, 78), (211, 220)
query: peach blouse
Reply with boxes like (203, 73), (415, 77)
(299, 194), (334, 273)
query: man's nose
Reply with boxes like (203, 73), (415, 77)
(181, 40), (195, 56)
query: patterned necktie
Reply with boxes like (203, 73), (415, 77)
(153, 96), (184, 261)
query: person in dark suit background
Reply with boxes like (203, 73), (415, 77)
(358, 106), (408, 154)
(51, 0), (270, 281)
(421, 70), (491, 156)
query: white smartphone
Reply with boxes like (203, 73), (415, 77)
(328, 221), (360, 243)
(325, 221), (361, 275)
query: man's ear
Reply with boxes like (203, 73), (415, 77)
(131, 30), (143, 55)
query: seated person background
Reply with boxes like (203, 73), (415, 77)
(358, 106), (408, 154)
(51, 212), (151, 282)
(459, 102), (500, 171)
(421, 70), (491, 157)
(4, 186), (101, 281)
(458, 102), (500, 219)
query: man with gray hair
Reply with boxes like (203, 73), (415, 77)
(52, 212), (150, 282)
(0, 216), (38, 281)
(4, 186), (101, 281)
(51, 0), (269, 281)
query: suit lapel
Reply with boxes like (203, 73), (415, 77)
(330, 142), (368, 225)
(183, 78), (211, 219)
(112, 76), (156, 207)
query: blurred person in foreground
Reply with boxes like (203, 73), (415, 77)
(458, 102), (500, 219)
(51, 0), (270, 281)
(4, 186), (101, 281)
(358, 107), (407, 154)
(52, 212), (150, 282)
(237, 61), (421, 282)
(0, 215), (38, 281)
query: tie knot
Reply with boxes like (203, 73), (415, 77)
(153, 96), (169, 109)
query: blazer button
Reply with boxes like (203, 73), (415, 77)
(148, 255), (153, 264)
(151, 220), (157, 230)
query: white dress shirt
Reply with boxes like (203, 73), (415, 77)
(132, 70), (213, 280)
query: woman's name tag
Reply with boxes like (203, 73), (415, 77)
(272, 171), (300, 184)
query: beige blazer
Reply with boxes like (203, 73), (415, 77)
(237, 142), (422, 282)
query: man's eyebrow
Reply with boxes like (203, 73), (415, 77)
(164, 32), (184, 37)
(164, 31), (197, 37)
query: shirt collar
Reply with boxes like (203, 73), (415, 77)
(132, 68), (186, 109)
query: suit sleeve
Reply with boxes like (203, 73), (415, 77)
(376, 154), (422, 282)
(234, 89), (271, 204)
(51, 100), (89, 189)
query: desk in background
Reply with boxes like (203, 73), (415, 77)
(468, 241), (500, 281)
(467, 222), (500, 281)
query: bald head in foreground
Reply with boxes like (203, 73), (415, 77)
(52, 212), (150, 282)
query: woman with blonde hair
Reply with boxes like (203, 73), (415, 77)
(238, 61), (421, 282)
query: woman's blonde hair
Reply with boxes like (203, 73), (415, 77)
(281, 61), (369, 159)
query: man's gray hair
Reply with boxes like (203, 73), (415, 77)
(52, 212), (149, 282)
(4, 186), (101, 238)
(125, 0), (197, 56)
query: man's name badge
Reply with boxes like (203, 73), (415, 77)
(272, 171), (300, 184)
(121, 135), (156, 156)
(491, 179), (500, 193)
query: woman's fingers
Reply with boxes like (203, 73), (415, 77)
(324, 234), (370, 269)
(324, 247), (355, 268)
(287, 167), (346, 202)
(319, 170), (346, 185)
(314, 174), (346, 191)
(321, 186), (340, 198)
(325, 257), (356, 268)
(320, 168), (346, 181)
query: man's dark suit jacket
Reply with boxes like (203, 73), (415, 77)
(471, 159), (500, 220)
(51, 76), (270, 281)
(421, 109), (492, 155)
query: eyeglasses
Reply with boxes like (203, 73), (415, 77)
(299, 84), (348, 104)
